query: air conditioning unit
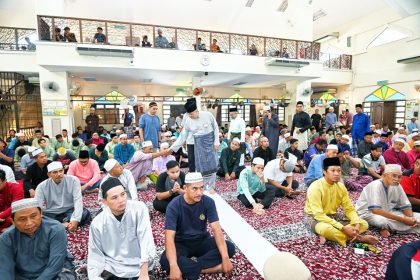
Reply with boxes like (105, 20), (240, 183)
(265, 58), (310, 67)
(28, 77), (40, 84)
(76, 45), (134, 58)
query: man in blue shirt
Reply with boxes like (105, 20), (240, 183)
(139, 102), (161, 149)
(160, 172), (235, 280)
(376, 133), (389, 154)
(325, 107), (337, 130)
(407, 117), (419, 134)
(351, 104), (370, 148)
(113, 134), (134, 165)
(0, 198), (75, 279)
(92, 27), (106, 43)
(155, 28), (169, 48)
(0, 139), (14, 169)
(304, 139), (327, 166)
(304, 144), (338, 187)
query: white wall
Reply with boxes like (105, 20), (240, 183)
(0, 0), (36, 27)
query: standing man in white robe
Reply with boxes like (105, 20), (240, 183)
(228, 106), (246, 166)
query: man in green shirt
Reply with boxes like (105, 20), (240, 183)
(39, 139), (55, 161)
(236, 157), (275, 215)
(216, 138), (245, 181)
(53, 134), (69, 151)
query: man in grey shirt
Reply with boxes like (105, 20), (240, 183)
(35, 161), (91, 232)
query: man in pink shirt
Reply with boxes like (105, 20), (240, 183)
(68, 150), (102, 193)
(407, 141), (420, 168)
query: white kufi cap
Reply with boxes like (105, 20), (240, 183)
(47, 161), (63, 172)
(104, 159), (118, 172)
(185, 172), (203, 184)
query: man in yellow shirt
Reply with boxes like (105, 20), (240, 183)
(304, 157), (379, 247)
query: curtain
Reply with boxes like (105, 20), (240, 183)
(250, 105), (257, 127)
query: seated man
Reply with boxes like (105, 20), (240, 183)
(0, 170), (23, 232)
(98, 159), (138, 206)
(356, 164), (420, 237)
(0, 198), (75, 279)
(337, 149), (371, 192)
(53, 134), (69, 151)
(35, 162), (91, 232)
(361, 144), (385, 179)
(53, 147), (76, 173)
(277, 133), (292, 154)
(126, 141), (169, 190)
(253, 136), (275, 166)
(217, 133), (228, 158)
(67, 150), (102, 192)
(237, 157), (275, 215)
(19, 146), (36, 170)
(113, 134), (135, 166)
(337, 135), (351, 155)
(39, 138), (55, 160)
(0, 163), (16, 183)
(105, 133), (119, 158)
(376, 133), (389, 154)
(407, 140), (420, 168)
(89, 143), (108, 172)
(284, 139), (306, 173)
(88, 178), (156, 279)
(304, 144), (338, 187)
(401, 155), (420, 213)
(357, 132), (374, 159)
(303, 139), (326, 166)
(384, 139), (410, 171)
(217, 138), (245, 180)
(131, 134), (142, 151)
(305, 157), (378, 247)
(153, 142), (176, 176)
(23, 148), (51, 198)
(264, 157), (300, 198)
(160, 172), (235, 280)
(153, 160), (186, 214)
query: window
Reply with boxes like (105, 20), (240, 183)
(395, 101), (406, 128)
(221, 105), (251, 124)
(96, 104), (124, 124)
(272, 106), (285, 122)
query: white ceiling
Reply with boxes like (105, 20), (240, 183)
(51, 66), (301, 88)
(312, 0), (388, 38)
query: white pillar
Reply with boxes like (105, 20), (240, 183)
(39, 68), (74, 137)
(284, 80), (312, 126)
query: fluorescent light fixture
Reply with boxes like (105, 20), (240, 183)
(397, 55), (420, 64)
(81, 77), (96, 81)
(277, 0), (288, 12)
(314, 32), (339, 43)
(313, 9), (327, 21)
(245, 0), (254, 7)
(233, 82), (247, 86)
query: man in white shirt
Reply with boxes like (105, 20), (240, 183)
(356, 164), (420, 237)
(228, 106), (246, 165)
(97, 159), (138, 207)
(0, 163), (16, 183)
(264, 157), (301, 198)
(88, 177), (155, 280)
(35, 161), (90, 232)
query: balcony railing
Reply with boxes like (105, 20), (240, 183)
(37, 15), (321, 60)
(0, 27), (37, 51)
(320, 53), (352, 70)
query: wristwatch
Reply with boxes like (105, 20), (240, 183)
(169, 189), (174, 195)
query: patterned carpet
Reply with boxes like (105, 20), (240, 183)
(68, 171), (420, 280)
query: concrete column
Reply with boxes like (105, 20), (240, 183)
(284, 79), (312, 126)
(39, 68), (74, 137)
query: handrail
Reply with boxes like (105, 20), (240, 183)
(37, 14), (320, 60)
(0, 26), (37, 50)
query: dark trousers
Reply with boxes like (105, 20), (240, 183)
(216, 165), (245, 179)
(385, 240), (420, 280)
(266, 180), (299, 197)
(43, 208), (91, 226)
(237, 185), (275, 209)
(187, 144), (195, 172)
(412, 204), (420, 213)
(160, 236), (236, 280)
(153, 198), (173, 214)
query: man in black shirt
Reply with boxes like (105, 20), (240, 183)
(253, 136), (275, 166)
(153, 160), (186, 213)
(284, 139), (306, 173)
(311, 109), (322, 132)
(23, 149), (51, 198)
(291, 101), (312, 152)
